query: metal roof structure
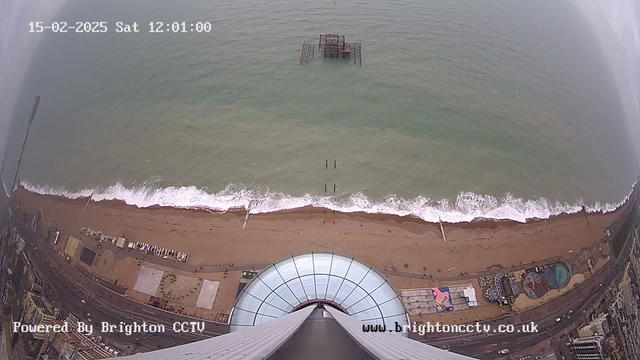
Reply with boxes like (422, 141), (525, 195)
(325, 306), (474, 360)
(113, 306), (315, 360)
(112, 304), (475, 360)
(229, 252), (409, 335)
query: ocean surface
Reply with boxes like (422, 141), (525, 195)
(3, 0), (639, 222)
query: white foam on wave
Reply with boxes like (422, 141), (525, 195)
(19, 180), (636, 223)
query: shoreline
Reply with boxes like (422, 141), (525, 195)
(13, 182), (637, 228)
(18, 179), (639, 224)
(12, 190), (577, 228)
(12, 184), (636, 275)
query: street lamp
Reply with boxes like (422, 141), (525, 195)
(10, 95), (40, 198)
(0, 96), (40, 260)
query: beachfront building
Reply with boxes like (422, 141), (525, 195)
(569, 336), (606, 360)
(49, 322), (114, 359)
(578, 313), (609, 338)
(22, 291), (55, 340)
(401, 284), (478, 316)
(482, 272), (520, 306)
(114, 253), (474, 359)
(20, 291), (56, 358)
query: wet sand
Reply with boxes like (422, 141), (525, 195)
(13, 186), (631, 275)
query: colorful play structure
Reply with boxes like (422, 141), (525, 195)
(522, 262), (571, 299)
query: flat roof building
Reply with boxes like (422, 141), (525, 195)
(23, 292), (55, 340)
(578, 313), (608, 338)
(569, 336), (606, 360)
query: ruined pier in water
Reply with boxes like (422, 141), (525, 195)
(300, 40), (314, 64)
(299, 34), (362, 66)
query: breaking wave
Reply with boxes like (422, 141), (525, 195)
(19, 180), (635, 223)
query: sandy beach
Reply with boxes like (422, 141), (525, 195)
(13, 186), (629, 275)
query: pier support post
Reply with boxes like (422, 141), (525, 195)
(83, 191), (95, 212)
(439, 217), (447, 242)
(582, 205), (591, 230)
(243, 201), (253, 229)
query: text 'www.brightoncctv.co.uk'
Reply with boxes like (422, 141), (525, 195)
(363, 322), (539, 336)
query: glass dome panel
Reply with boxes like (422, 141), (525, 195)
(234, 292), (263, 314)
(293, 254), (314, 276)
(229, 308), (257, 327)
(230, 253), (409, 336)
(341, 286), (370, 309)
(264, 291), (294, 312)
(345, 261), (370, 284)
(378, 296), (406, 317)
(243, 277), (273, 299)
(273, 285), (299, 309)
(313, 253), (333, 274)
(285, 278), (309, 303)
(351, 300), (382, 320)
(315, 274), (330, 299)
(325, 275), (342, 300)
(301, 275), (316, 299)
(359, 271), (385, 293)
(330, 255), (352, 277)
(334, 279), (357, 304)
(258, 302), (288, 318)
(274, 257), (299, 282)
(370, 283), (398, 303)
(258, 266), (284, 290)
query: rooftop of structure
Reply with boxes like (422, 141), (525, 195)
(229, 252), (408, 334)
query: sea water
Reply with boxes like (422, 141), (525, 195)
(3, 0), (638, 222)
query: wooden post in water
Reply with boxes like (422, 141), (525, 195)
(333, 184), (336, 193)
(326, 160), (328, 169)
(334, 160), (336, 169)
(325, 184), (327, 193)
(83, 191), (95, 212)
(243, 201), (253, 229)
(439, 217), (447, 242)
(581, 205), (591, 230)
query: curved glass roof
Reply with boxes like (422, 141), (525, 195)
(230, 252), (409, 335)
